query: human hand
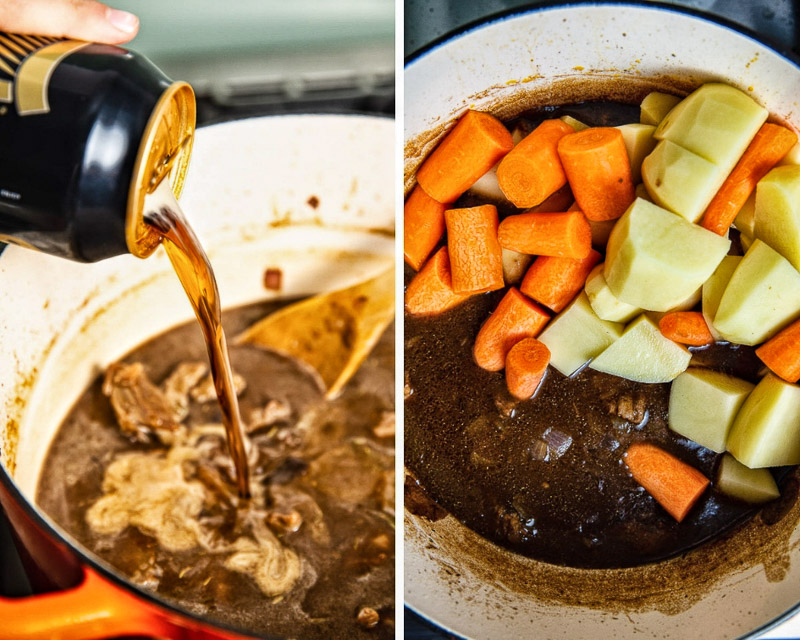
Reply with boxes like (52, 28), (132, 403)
(0, 0), (138, 44)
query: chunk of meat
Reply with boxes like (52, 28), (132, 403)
(248, 399), (292, 433)
(190, 372), (247, 403)
(404, 474), (448, 522)
(496, 505), (532, 544)
(606, 392), (647, 424)
(162, 362), (207, 421)
(356, 606), (380, 629)
(266, 509), (303, 534)
(372, 411), (395, 438)
(305, 441), (393, 507)
(102, 363), (179, 443)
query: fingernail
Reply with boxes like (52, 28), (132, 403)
(106, 8), (139, 34)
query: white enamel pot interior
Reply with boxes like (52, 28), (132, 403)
(0, 114), (393, 634)
(405, 4), (800, 640)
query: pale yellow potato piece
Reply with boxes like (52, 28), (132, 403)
(538, 292), (623, 377)
(716, 453), (780, 503)
(642, 139), (727, 222)
(589, 314), (691, 383)
(469, 163), (506, 202)
(727, 373), (800, 468)
(640, 91), (681, 126)
(777, 141), (800, 166)
(668, 368), (754, 452)
(616, 123), (657, 183)
(584, 264), (641, 323)
(702, 255), (742, 341)
(733, 192), (756, 238)
(713, 239), (800, 345)
(740, 233), (754, 252)
(560, 115), (588, 131)
(634, 182), (653, 203)
(754, 165), (800, 271)
(502, 248), (533, 285)
(604, 198), (730, 311)
(654, 83), (767, 168)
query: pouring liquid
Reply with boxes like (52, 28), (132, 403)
(143, 182), (251, 498)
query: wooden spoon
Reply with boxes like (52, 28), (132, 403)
(234, 267), (394, 398)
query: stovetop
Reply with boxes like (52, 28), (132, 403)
(404, 1), (800, 639)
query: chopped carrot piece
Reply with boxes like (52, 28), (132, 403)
(473, 288), (550, 372)
(404, 185), (448, 271)
(520, 250), (602, 313)
(756, 318), (800, 383)
(505, 337), (550, 400)
(445, 204), (504, 294)
(701, 123), (798, 236)
(416, 110), (514, 204)
(658, 311), (715, 346)
(405, 247), (471, 316)
(497, 210), (591, 259)
(558, 127), (635, 221)
(625, 442), (710, 522)
(496, 119), (575, 208)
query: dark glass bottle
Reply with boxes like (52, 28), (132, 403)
(0, 34), (195, 262)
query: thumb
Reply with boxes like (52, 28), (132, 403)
(0, 0), (139, 45)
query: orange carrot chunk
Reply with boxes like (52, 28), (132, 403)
(505, 337), (551, 400)
(405, 247), (471, 316)
(557, 127), (635, 221)
(404, 185), (448, 271)
(496, 119), (575, 208)
(445, 204), (504, 294)
(497, 210), (591, 259)
(416, 110), (514, 204)
(701, 123), (798, 236)
(658, 311), (715, 347)
(520, 249), (602, 313)
(625, 442), (710, 523)
(473, 288), (550, 371)
(756, 318), (800, 383)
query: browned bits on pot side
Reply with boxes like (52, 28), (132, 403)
(264, 268), (283, 291)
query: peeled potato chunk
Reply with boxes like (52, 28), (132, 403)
(642, 140), (726, 223)
(727, 373), (800, 468)
(654, 82), (767, 168)
(616, 123), (657, 184)
(501, 248), (533, 285)
(604, 198), (730, 311)
(584, 264), (641, 323)
(716, 453), (780, 504)
(668, 368), (754, 452)
(713, 239), (800, 345)
(701, 255), (742, 341)
(538, 292), (623, 377)
(589, 314), (691, 383)
(640, 91), (681, 126)
(754, 165), (800, 272)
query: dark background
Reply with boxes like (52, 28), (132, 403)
(404, 0), (800, 638)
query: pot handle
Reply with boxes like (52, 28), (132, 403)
(0, 566), (175, 639)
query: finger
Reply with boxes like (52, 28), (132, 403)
(0, 0), (139, 45)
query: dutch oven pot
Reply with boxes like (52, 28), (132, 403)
(404, 3), (800, 639)
(0, 114), (393, 639)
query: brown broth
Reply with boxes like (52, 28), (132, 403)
(36, 302), (395, 638)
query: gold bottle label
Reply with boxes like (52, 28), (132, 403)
(0, 33), (88, 115)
